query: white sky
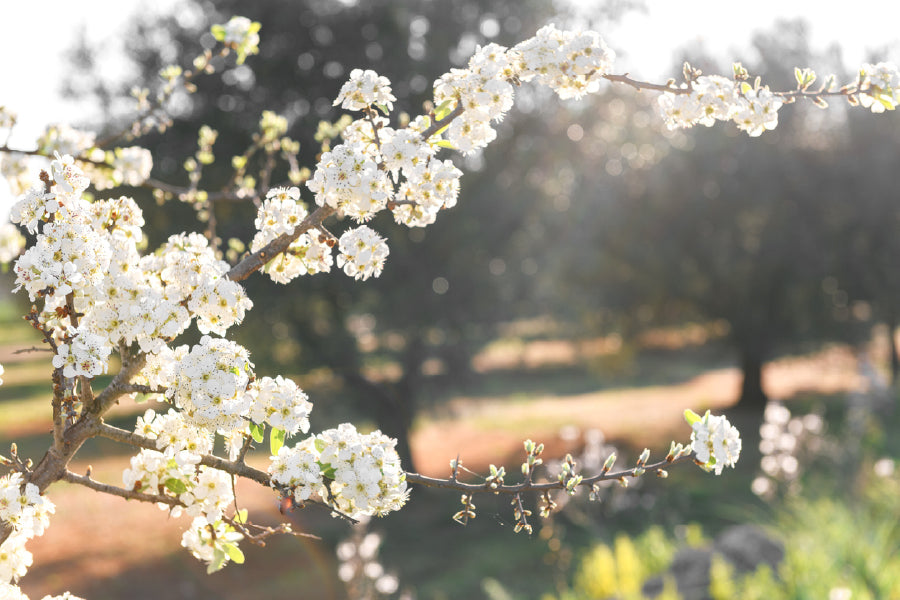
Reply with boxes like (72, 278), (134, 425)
(1, 0), (900, 216)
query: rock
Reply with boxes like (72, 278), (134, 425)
(642, 524), (783, 600)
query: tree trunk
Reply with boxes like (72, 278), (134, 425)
(889, 314), (899, 386)
(341, 371), (417, 473)
(736, 350), (768, 411)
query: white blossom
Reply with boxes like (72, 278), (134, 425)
(334, 69), (396, 112)
(690, 411), (742, 475)
(336, 226), (389, 280)
(165, 336), (254, 432)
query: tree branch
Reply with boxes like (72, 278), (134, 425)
(404, 453), (694, 495)
(63, 470), (183, 508)
(95, 423), (273, 487)
(226, 205), (336, 282)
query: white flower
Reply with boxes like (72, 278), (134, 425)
(0, 535), (32, 583)
(513, 25), (615, 99)
(187, 276), (253, 336)
(336, 226), (389, 280)
(732, 86), (782, 137)
(690, 411), (741, 475)
(0, 223), (26, 263)
(180, 516), (244, 569)
(165, 336), (254, 432)
(306, 142), (393, 221)
(213, 16), (260, 64)
(246, 375), (312, 436)
(51, 328), (112, 379)
(268, 438), (323, 502)
(859, 62), (900, 113)
(110, 146), (153, 186)
(334, 69), (396, 112)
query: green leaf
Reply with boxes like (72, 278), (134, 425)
(164, 478), (188, 495)
(320, 463), (336, 480)
(250, 422), (265, 444)
(314, 438), (326, 453)
(235, 509), (249, 524)
(436, 140), (456, 149)
(683, 409), (701, 426)
(374, 102), (390, 116)
(434, 98), (455, 121)
(208, 548), (227, 574)
(210, 25), (225, 41)
(794, 67), (803, 87)
(223, 542), (245, 564)
(270, 428), (286, 456)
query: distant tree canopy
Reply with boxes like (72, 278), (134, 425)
(558, 21), (900, 409)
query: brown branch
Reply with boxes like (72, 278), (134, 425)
(420, 103), (465, 140)
(12, 346), (53, 355)
(604, 73), (687, 94)
(405, 453), (695, 495)
(91, 353), (148, 415)
(118, 383), (167, 395)
(63, 470), (183, 507)
(225, 205), (336, 282)
(95, 423), (272, 487)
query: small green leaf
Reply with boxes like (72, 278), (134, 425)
(250, 422), (265, 444)
(223, 542), (245, 564)
(235, 509), (249, 524)
(320, 464), (336, 480)
(314, 438), (326, 453)
(164, 478), (188, 495)
(374, 102), (390, 115)
(683, 409), (701, 426)
(270, 428), (286, 456)
(210, 25), (225, 41)
(208, 548), (227, 574)
(436, 140), (456, 149)
(434, 98), (454, 121)
(794, 67), (803, 87)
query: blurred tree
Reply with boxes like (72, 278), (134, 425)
(559, 22), (868, 411)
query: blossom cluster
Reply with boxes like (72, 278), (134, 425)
(9, 156), (253, 384)
(334, 69), (396, 112)
(250, 186), (333, 283)
(689, 410), (742, 475)
(657, 76), (784, 137)
(165, 335), (254, 432)
(211, 15), (261, 65)
(0, 473), (55, 583)
(246, 375), (313, 436)
(751, 401), (824, 499)
(282, 23), (615, 283)
(269, 424), (409, 519)
(0, 584), (85, 600)
(858, 62), (900, 113)
(124, 409), (243, 569)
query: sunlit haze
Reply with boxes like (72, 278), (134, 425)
(1, 0), (899, 216)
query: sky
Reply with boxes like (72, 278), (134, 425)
(1, 0), (900, 215)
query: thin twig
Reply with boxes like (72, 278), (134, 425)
(12, 346), (53, 355)
(63, 470), (183, 507)
(405, 453), (695, 495)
